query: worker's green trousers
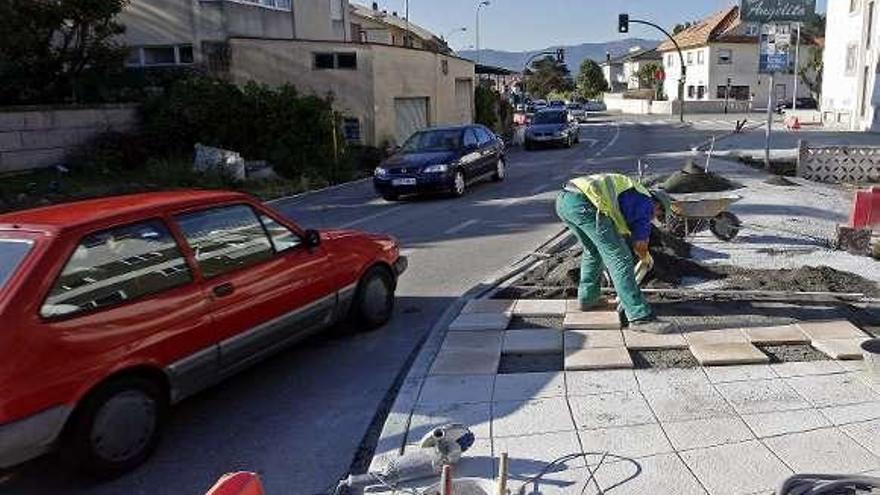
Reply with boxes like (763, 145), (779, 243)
(555, 190), (653, 322)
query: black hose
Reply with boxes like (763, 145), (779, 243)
(777, 474), (880, 495)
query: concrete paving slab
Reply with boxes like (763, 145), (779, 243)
(583, 453), (707, 495)
(797, 320), (868, 340)
(690, 342), (771, 366)
(841, 419), (880, 458)
(401, 438), (495, 480)
(812, 338), (870, 360)
(448, 313), (511, 332)
(563, 311), (621, 330)
(576, 423), (674, 460)
(565, 347), (633, 371)
(715, 379), (811, 414)
(502, 329), (563, 354)
(765, 428), (880, 474)
(642, 384), (735, 422)
(493, 372), (565, 401)
(683, 328), (748, 346)
(461, 298), (516, 315)
(514, 299), (567, 317)
(622, 329), (688, 350)
(564, 330), (625, 349)
(635, 368), (711, 391)
(566, 298), (614, 313)
(429, 348), (500, 376)
(743, 324), (810, 344)
(785, 373), (880, 408)
(566, 369), (639, 396)
(492, 397), (574, 438)
(820, 401), (880, 425)
(663, 416), (754, 451)
(771, 360), (845, 378)
(417, 375), (494, 406)
(569, 390), (656, 430)
(409, 402), (492, 440)
(704, 364), (777, 384)
(492, 431), (586, 478)
(741, 409), (832, 438)
(840, 360), (867, 372)
(681, 440), (793, 495)
(440, 330), (503, 353)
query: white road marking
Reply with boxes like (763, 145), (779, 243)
(444, 219), (480, 235)
(529, 184), (548, 195)
(594, 124), (621, 157)
(581, 138), (599, 148)
(338, 205), (406, 229)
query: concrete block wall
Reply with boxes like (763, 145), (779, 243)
(0, 104), (139, 173)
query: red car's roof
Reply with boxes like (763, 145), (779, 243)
(0, 190), (253, 232)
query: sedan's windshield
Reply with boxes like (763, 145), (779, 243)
(0, 239), (33, 290)
(401, 130), (462, 153)
(532, 111), (566, 125)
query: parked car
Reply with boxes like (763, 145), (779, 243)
(584, 100), (607, 112)
(776, 97), (818, 114)
(549, 100), (566, 108)
(567, 102), (587, 123)
(373, 125), (506, 200)
(0, 191), (407, 475)
(524, 109), (580, 150)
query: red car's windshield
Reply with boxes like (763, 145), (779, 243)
(0, 239), (33, 291)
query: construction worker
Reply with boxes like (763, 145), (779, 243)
(556, 173), (674, 334)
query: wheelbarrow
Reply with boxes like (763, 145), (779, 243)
(665, 193), (743, 241)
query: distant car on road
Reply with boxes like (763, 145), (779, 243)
(549, 100), (566, 108)
(373, 125), (506, 200)
(776, 97), (818, 114)
(524, 109), (580, 150)
(0, 191), (406, 475)
(567, 102), (587, 123)
(584, 100), (607, 112)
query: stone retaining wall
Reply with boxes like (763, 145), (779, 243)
(0, 104), (139, 173)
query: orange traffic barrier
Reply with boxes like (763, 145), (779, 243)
(205, 473), (266, 495)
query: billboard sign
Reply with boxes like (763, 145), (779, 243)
(759, 23), (792, 73)
(740, 0), (816, 23)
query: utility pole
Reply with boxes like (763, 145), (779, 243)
(476, 1), (490, 64)
(793, 22), (801, 111)
(765, 73), (775, 169)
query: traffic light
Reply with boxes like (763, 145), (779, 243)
(618, 14), (629, 33)
(556, 48), (565, 63)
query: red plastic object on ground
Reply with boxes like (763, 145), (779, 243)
(784, 115), (801, 130)
(848, 188), (880, 229)
(205, 473), (266, 495)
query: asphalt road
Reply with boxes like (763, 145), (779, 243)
(0, 119), (722, 495)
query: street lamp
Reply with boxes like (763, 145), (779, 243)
(476, 1), (490, 64)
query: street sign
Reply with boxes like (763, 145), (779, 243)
(758, 22), (792, 74)
(740, 0), (816, 23)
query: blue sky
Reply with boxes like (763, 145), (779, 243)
(370, 0), (827, 52)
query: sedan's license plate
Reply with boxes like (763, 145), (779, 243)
(392, 178), (417, 186)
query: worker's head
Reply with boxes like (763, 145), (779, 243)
(651, 189), (672, 220)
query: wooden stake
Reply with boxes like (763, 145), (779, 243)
(440, 464), (453, 495)
(496, 453), (509, 495)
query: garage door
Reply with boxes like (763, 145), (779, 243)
(395, 97), (429, 145)
(455, 78), (474, 124)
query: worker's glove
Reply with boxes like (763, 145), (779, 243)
(633, 241), (650, 262)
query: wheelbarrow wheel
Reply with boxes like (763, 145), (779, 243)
(710, 211), (741, 241)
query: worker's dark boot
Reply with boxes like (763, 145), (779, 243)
(629, 316), (677, 335)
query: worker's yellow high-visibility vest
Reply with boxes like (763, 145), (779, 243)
(569, 174), (651, 237)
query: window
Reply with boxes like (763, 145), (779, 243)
(313, 52), (357, 70)
(343, 117), (362, 143)
(259, 215), (302, 252)
(851, 0), (861, 13)
(718, 49), (733, 65)
(847, 44), (859, 74)
(143, 46), (175, 65)
(475, 127), (494, 146)
(687, 52), (693, 65)
(175, 205), (274, 279)
(868, 2), (875, 49)
(697, 51), (705, 65)
(179, 45), (194, 64)
(697, 86), (706, 99)
(745, 24), (760, 36)
(330, 0), (344, 20)
(717, 86), (728, 99)
(667, 54), (674, 67)
(41, 221), (191, 318)
(0, 239), (32, 291)
(687, 86), (696, 98)
(225, 0), (291, 10)
(463, 129), (479, 148)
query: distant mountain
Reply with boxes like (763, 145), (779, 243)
(458, 38), (660, 71)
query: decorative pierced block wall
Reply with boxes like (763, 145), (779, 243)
(798, 140), (880, 184)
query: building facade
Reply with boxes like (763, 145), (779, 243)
(118, 0), (474, 146)
(822, 0), (880, 131)
(659, 6), (812, 106)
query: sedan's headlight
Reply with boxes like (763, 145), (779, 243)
(423, 164), (449, 174)
(374, 167), (388, 177)
(554, 130), (565, 137)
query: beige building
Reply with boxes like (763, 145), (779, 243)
(118, 0), (474, 146)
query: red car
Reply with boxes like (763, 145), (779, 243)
(0, 191), (406, 475)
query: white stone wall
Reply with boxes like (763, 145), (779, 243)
(0, 105), (138, 173)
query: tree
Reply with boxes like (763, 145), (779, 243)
(575, 59), (608, 100)
(0, 0), (131, 105)
(524, 56), (575, 99)
(635, 62), (662, 90)
(673, 22), (694, 34)
(799, 46), (823, 100)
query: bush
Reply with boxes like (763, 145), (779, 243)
(67, 132), (151, 171)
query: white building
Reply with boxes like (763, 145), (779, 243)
(601, 48), (662, 93)
(658, 6), (813, 106)
(821, 0), (880, 131)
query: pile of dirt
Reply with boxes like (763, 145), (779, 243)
(764, 175), (800, 187)
(717, 265), (880, 297)
(661, 160), (740, 194)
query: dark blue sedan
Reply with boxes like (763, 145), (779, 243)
(373, 125), (506, 201)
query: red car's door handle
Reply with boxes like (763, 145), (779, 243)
(213, 283), (235, 298)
